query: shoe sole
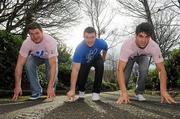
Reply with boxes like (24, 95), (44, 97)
(134, 97), (146, 101)
(92, 99), (100, 101)
(92, 97), (100, 101)
(29, 96), (41, 100)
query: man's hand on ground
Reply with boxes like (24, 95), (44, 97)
(66, 90), (76, 102)
(47, 86), (55, 98)
(116, 92), (130, 104)
(12, 86), (22, 101)
(161, 91), (176, 104)
(44, 87), (56, 102)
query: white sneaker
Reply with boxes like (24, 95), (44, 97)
(135, 94), (146, 101)
(92, 93), (100, 101)
(79, 91), (85, 98)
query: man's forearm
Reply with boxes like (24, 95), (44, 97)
(118, 69), (127, 93)
(159, 70), (167, 92)
(15, 66), (23, 88)
(70, 70), (78, 91)
(48, 64), (57, 88)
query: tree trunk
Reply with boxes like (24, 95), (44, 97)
(141, 0), (156, 42)
(22, 12), (35, 39)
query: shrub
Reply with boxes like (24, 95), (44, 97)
(0, 30), (23, 90)
(146, 48), (180, 90)
(165, 48), (180, 89)
(36, 42), (72, 89)
(146, 69), (159, 90)
(85, 74), (119, 92)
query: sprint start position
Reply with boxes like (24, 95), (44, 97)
(12, 22), (58, 102)
(66, 27), (108, 102)
(116, 22), (176, 104)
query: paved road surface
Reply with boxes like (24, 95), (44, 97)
(0, 91), (180, 119)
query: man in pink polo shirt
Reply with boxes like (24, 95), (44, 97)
(12, 22), (58, 101)
(116, 22), (176, 104)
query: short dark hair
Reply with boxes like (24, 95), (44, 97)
(84, 27), (96, 34)
(27, 22), (42, 32)
(135, 22), (153, 37)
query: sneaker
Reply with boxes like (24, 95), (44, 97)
(92, 93), (100, 101)
(29, 93), (42, 100)
(79, 91), (85, 98)
(135, 94), (146, 101)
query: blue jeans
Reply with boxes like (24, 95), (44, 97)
(25, 55), (58, 95)
(124, 55), (149, 94)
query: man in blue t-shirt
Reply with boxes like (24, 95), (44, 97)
(66, 27), (108, 101)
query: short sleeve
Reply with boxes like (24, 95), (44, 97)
(151, 45), (164, 63)
(119, 42), (131, 62)
(102, 40), (108, 51)
(19, 40), (31, 58)
(46, 40), (58, 58)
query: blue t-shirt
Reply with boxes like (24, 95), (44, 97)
(73, 38), (108, 64)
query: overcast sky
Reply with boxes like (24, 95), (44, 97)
(62, 0), (136, 55)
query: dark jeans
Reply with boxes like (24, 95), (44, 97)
(77, 57), (104, 93)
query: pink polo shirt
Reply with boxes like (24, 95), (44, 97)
(19, 33), (58, 59)
(119, 37), (164, 63)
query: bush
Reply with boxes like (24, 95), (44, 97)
(57, 43), (72, 87)
(38, 64), (48, 88)
(146, 69), (159, 90)
(101, 80), (119, 91)
(146, 48), (180, 90)
(0, 30), (73, 90)
(85, 74), (118, 92)
(0, 30), (23, 90)
(36, 42), (72, 89)
(165, 48), (180, 89)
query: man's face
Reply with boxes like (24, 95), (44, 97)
(29, 29), (43, 44)
(135, 32), (150, 49)
(84, 32), (96, 47)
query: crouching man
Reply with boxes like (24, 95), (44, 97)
(66, 27), (108, 101)
(116, 22), (176, 104)
(12, 22), (58, 101)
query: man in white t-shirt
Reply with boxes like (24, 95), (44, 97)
(12, 22), (58, 101)
(116, 22), (176, 104)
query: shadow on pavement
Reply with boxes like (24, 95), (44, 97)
(130, 100), (180, 119)
(0, 97), (46, 114)
(44, 98), (139, 119)
(43, 99), (105, 119)
(94, 100), (137, 119)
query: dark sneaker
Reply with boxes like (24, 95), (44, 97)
(29, 93), (42, 100)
